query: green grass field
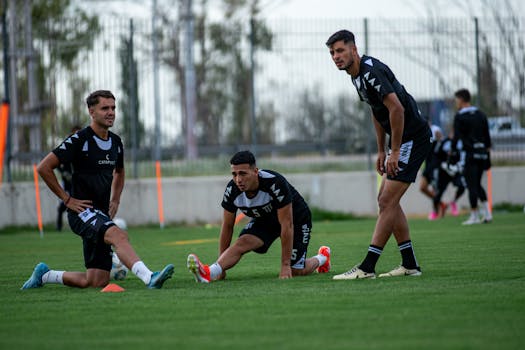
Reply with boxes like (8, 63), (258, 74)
(1, 212), (524, 350)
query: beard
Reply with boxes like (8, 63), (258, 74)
(339, 57), (354, 71)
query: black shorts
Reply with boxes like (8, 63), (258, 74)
(68, 208), (116, 271)
(388, 129), (432, 183)
(239, 214), (312, 269)
(422, 163), (435, 182)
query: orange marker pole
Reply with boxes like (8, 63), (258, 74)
(234, 212), (246, 225)
(487, 169), (493, 214)
(32, 164), (44, 237)
(0, 102), (9, 188)
(155, 161), (165, 229)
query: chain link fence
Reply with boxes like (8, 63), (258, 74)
(2, 13), (524, 181)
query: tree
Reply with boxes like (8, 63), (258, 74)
(118, 26), (144, 151)
(157, 0), (273, 149)
(478, 46), (498, 116)
(404, 0), (524, 122)
(286, 85), (369, 154)
(8, 0), (101, 150)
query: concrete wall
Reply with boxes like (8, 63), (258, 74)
(1, 167), (524, 229)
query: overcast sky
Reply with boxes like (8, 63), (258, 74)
(99, 0), (524, 20)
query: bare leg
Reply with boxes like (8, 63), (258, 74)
(292, 257), (320, 276)
(62, 269), (110, 288)
(62, 272), (89, 288)
(419, 177), (434, 199)
(392, 204), (410, 244)
(217, 234), (264, 271)
(104, 226), (140, 269)
(371, 178), (411, 247)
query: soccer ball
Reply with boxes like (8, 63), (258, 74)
(110, 252), (128, 281)
(113, 217), (127, 230)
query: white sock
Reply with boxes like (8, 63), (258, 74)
(131, 261), (153, 285)
(481, 201), (492, 218)
(42, 270), (64, 284)
(209, 262), (223, 280)
(314, 254), (327, 267)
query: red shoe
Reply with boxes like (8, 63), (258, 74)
(317, 246), (331, 273)
(187, 254), (211, 283)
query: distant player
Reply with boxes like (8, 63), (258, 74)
(431, 135), (466, 218)
(326, 30), (431, 279)
(421, 123), (444, 220)
(21, 90), (173, 290)
(186, 150), (331, 282)
(452, 88), (492, 225)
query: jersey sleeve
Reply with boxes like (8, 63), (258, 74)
(115, 134), (125, 169)
(221, 181), (238, 213)
(366, 64), (395, 101)
(270, 173), (293, 209)
(52, 130), (84, 164)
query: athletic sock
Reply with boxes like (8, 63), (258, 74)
(42, 270), (64, 284)
(481, 201), (492, 220)
(131, 261), (153, 285)
(209, 262), (223, 280)
(359, 245), (383, 273)
(399, 240), (419, 270)
(314, 254), (327, 267)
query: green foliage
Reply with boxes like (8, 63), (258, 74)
(286, 85), (371, 153)
(32, 0), (101, 70)
(118, 28), (144, 149)
(11, 0), (102, 150)
(161, 0), (274, 146)
(309, 207), (362, 221)
(1, 213), (524, 349)
(492, 202), (524, 213)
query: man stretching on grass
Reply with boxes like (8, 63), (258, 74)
(187, 150), (331, 282)
(21, 90), (173, 290)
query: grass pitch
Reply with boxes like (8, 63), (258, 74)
(1, 212), (524, 350)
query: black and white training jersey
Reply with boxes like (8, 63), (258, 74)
(52, 126), (124, 214)
(221, 169), (310, 221)
(352, 55), (428, 142)
(453, 106), (492, 154)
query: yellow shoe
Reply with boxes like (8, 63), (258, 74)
(333, 265), (375, 280)
(378, 265), (421, 278)
(187, 254), (211, 283)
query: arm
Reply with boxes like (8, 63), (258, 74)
(277, 203), (294, 279)
(109, 166), (125, 218)
(383, 92), (405, 177)
(372, 114), (387, 175)
(219, 209), (236, 257)
(216, 209), (236, 280)
(36, 152), (92, 214)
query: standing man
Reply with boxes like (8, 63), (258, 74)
(452, 88), (492, 225)
(186, 150), (331, 283)
(21, 90), (174, 290)
(326, 30), (431, 279)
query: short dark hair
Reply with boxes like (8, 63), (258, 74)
(86, 90), (115, 108)
(454, 88), (471, 103)
(326, 30), (355, 47)
(230, 150), (256, 166)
